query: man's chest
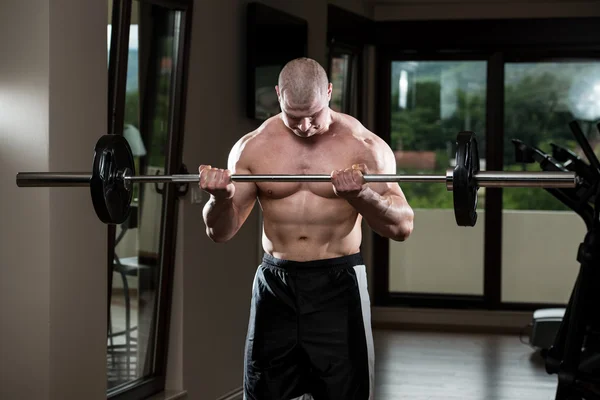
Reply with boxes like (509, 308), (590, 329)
(249, 137), (369, 199)
(253, 135), (368, 174)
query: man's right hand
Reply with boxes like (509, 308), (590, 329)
(199, 165), (235, 200)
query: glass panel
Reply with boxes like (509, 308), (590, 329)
(388, 60), (487, 295)
(255, 65), (282, 120)
(501, 61), (600, 304)
(107, 0), (181, 390)
(330, 54), (350, 112)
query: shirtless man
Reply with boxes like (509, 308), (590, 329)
(199, 58), (414, 400)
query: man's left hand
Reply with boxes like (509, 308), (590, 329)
(331, 164), (369, 199)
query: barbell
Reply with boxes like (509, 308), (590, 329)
(15, 131), (578, 227)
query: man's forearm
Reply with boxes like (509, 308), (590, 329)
(202, 196), (239, 242)
(346, 186), (414, 241)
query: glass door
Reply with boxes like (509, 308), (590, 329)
(107, 0), (192, 398)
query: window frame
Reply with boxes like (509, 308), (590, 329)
(107, 0), (193, 398)
(326, 4), (372, 122)
(373, 16), (600, 311)
(327, 43), (359, 115)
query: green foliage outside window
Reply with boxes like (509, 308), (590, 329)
(391, 62), (597, 211)
(123, 40), (173, 171)
(122, 38), (173, 202)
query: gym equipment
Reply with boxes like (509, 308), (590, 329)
(529, 308), (566, 351)
(514, 121), (600, 400)
(15, 131), (578, 226)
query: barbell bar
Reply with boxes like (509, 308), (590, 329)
(14, 131), (579, 227)
(16, 170), (577, 187)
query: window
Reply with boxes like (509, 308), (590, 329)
(501, 61), (600, 305)
(330, 54), (351, 113)
(328, 46), (360, 117)
(388, 60), (487, 299)
(327, 41), (363, 118)
(107, 0), (192, 398)
(326, 4), (370, 120)
(374, 17), (600, 311)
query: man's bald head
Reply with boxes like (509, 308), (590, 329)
(277, 58), (331, 106)
(275, 58), (334, 138)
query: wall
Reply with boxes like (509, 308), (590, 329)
(180, 0), (373, 398)
(0, 1), (50, 398)
(0, 0), (107, 399)
(371, 0), (600, 20)
(48, 0), (107, 397)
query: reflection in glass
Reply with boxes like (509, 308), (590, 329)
(246, 2), (307, 120)
(388, 60), (487, 296)
(501, 62), (600, 304)
(107, 0), (181, 390)
(255, 65), (283, 120)
(330, 55), (350, 112)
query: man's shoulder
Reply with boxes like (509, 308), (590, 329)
(336, 112), (363, 130)
(229, 116), (281, 161)
(257, 114), (286, 136)
(333, 112), (395, 173)
(335, 112), (387, 149)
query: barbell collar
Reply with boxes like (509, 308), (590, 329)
(446, 168), (454, 191)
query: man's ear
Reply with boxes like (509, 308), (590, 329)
(275, 85), (281, 101)
(327, 82), (333, 101)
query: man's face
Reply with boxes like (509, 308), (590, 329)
(276, 85), (332, 138)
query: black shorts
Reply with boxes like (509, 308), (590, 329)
(243, 252), (374, 400)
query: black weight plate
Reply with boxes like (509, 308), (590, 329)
(453, 131), (480, 227)
(90, 134), (135, 224)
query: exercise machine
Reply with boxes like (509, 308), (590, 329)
(514, 120), (600, 400)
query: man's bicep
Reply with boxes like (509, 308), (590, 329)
(368, 138), (402, 196)
(227, 139), (258, 220)
(380, 138), (398, 175)
(382, 143), (413, 205)
(231, 166), (258, 217)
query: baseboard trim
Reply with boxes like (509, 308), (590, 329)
(372, 306), (534, 334)
(216, 387), (243, 400)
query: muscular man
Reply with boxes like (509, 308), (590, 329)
(199, 57), (414, 400)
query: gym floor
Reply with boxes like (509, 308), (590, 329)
(374, 329), (557, 399)
(110, 294), (557, 397)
